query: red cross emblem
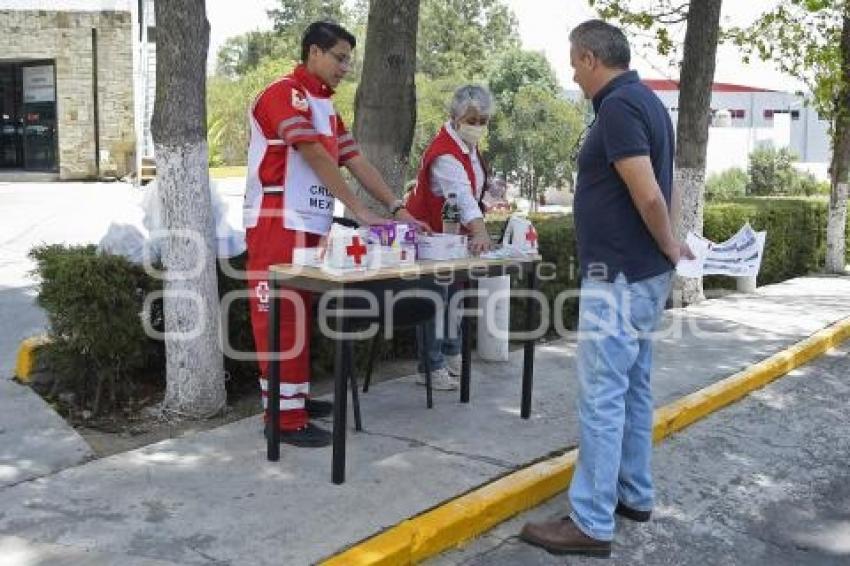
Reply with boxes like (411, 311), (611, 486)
(525, 226), (538, 247)
(346, 236), (367, 265)
(255, 281), (270, 304)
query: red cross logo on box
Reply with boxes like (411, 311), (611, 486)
(346, 236), (367, 265)
(525, 226), (538, 247)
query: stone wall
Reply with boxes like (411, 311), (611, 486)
(0, 9), (135, 179)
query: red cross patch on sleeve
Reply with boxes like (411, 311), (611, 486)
(291, 90), (309, 112)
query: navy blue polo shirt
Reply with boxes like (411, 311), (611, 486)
(573, 70), (675, 283)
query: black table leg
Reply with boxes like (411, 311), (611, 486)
(267, 276), (280, 461)
(521, 263), (538, 419)
(419, 323), (433, 409)
(460, 280), (474, 404)
(332, 313), (349, 484)
(346, 338), (362, 431)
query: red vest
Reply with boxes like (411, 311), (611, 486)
(406, 126), (487, 233)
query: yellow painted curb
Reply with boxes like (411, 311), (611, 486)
(321, 316), (850, 566)
(14, 335), (51, 383)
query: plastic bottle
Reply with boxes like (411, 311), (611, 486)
(441, 192), (461, 234)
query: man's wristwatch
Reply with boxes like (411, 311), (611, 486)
(389, 199), (406, 216)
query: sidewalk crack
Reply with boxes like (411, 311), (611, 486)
(355, 429), (516, 469)
(454, 535), (519, 565)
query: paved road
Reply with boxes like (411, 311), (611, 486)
(429, 343), (850, 565)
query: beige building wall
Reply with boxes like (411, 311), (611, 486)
(0, 9), (135, 179)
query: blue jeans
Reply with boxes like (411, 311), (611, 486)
(417, 284), (462, 373)
(568, 271), (672, 541)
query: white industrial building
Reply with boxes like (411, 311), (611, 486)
(644, 79), (832, 179)
(567, 79), (833, 181)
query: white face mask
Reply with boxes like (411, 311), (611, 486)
(457, 123), (486, 145)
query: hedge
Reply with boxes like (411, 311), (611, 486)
(31, 197), (848, 412)
(29, 244), (164, 415)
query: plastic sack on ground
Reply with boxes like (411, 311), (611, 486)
(97, 223), (149, 264)
(141, 179), (246, 259)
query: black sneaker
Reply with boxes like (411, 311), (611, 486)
(615, 501), (651, 522)
(305, 398), (333, 419)
(265, 423), (332, 448)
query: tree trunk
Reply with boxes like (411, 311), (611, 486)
(672, 0), (722, 305)
(826, 3), (850, 274)
(353, 0), (420, 209)
(152, 0), (226, 418)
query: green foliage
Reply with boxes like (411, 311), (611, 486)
(588, 0), (691, 61)
(268, 0), (351, 36)
(730, 1), (844, 122)
(487, 48), (560, 115)
(706, 167), (748, 201)
(504, 86), (584, 199)
(746, 146), (831, 196)
(417, 0), (520, 79)
(747, 147), (799, 196)
(485, 49), (583, 199)
(28, 245), (164, 415)
(215, 31), (288, 79)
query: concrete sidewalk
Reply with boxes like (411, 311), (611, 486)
(0, 180), (246, 487)
(0, 275), (848, 565)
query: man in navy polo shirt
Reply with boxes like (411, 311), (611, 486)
(520, 20), (693, 557)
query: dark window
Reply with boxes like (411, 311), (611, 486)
(791, 110), (800, 120)
(764, 109), (774, 119)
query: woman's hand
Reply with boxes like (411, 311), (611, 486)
(469, 232), (493, 255)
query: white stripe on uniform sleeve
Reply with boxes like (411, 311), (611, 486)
(283, 128), (319, 143)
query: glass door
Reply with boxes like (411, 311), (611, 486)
(21, 63), (57, 171)
(0, 63), (23, 169)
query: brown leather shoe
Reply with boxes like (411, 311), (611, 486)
(519, 516), (612, 557)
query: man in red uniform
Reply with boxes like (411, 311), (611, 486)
(245, 21), (424, 447)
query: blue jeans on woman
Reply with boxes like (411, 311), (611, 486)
(416, 284), (461, 373)
(568, 270), (673, 541)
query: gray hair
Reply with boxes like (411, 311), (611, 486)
(449, 85), (495, 119)
(569, 20), (630, 69)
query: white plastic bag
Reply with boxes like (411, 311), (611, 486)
(141, 179), (247, 259)
(502, 214), (539, 255)
(97, 223), (148, 264)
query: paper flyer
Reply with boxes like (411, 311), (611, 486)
(676, 223), (766, 278)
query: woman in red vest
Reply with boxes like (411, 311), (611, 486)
(405, 85), (495, 390)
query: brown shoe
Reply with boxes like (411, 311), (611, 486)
(519, 516), (611, 557)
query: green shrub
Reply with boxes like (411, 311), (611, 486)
(706, 168), (747, 201)
(29, 245), (164, 415)
(746, 146), (830, 196)
(748, 147), (798, 196)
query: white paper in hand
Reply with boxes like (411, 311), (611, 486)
(675, 224), (766, 278)
(676, 232), (711, 278)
